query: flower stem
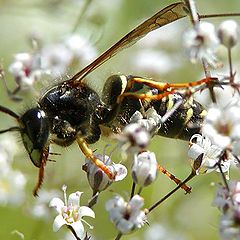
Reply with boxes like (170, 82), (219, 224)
(200, 13), (240, 19)
(130, 182), (136, 199)
(115, 232), (123, 240)
(137, 187), (143, 195)
(227, 47), (234, 83)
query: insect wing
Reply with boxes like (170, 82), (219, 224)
(68, 2), (188, 84)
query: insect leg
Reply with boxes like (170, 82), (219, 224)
(127, 76), (218, 91)
(76, 137), (116, 180)
(118, 76), (219, 102)
(158, 164), (192, 194)
(117, 89), (175, 103)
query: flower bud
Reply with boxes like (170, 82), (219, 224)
(131, 151), (158, 187)
(83, 154), (113, 195)
(121, 123), (150, 150)
(218, 20), (239, 48)
(83, 154), (127, 195)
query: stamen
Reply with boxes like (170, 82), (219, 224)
(62, 184), (68, 205)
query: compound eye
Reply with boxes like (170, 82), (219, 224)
(20, 108), (49, 167)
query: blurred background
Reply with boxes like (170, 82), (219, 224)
(0, 0), (240, 239)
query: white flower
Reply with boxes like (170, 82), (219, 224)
(40, 34), (97, 78)
(188, 134), (232, 175)
(218, 20), (239, 48)
(105, 194), (147, 234)
(132, 151), (158, 187)
(217, 181), (240, 240)
(117, 109), (161, 155)
(0, 135), (18, 173)
(220, 207), (240, 240)
(40, 43), (73, 77)
(227, 181), (240, 206)
(183, 21), (220, 67)
(8, 52), (43, 89)
(0, 169), (26, 206)
(0, 135), (26, 206)
(83, 154), (127, 195)
(130, 108), (162, 135)
(49, 185), (95, 239)
(212, 184), (231, 213)
(213, 181), (240, 213)
(118, 123), (150, 154)
(194, 85), (238, 109)
(202, 104), (240, 149)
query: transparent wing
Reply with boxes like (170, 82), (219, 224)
(69, 2), (188, 84)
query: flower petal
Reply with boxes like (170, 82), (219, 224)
(112, 163), (128, 181)
(117, 218), (133, 234)
(188, 143), (204, 160)
(79, 206), (95, 218)
(130, 210), (146, 228)
(109, 208), (123, 223)
(71, 221), (85, 239)
(68, 191), (83, 208)
(129, 195), (144, 211)
(52, 215), (66, 232)
(105, 195), (125, 212)
(49, 197), (64, 214)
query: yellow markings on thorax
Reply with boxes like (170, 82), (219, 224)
(200, 109), (207, 117)
(185, 108), (194, 124)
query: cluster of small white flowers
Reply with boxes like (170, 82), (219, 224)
(188, 134), (237, 176)
(105, 194), (147, 234)
(117, 108), (161, 154)
(183, 21), (220, 67)
(202, 103), (240, 152)
(212, 181), (240, 240)
(8, 52), (43, 90)
(184, 12), (240, 240)
(183, 18), (239, 68)
(0, 135), (26, 206)
(2, 1), (240, 240)
(40, 34), (97, 78)
(116, 109), (160, 186)
(6, 34), (97, 98)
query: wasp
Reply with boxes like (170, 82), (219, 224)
(0, 2), (210, 195)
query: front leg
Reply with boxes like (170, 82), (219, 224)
(76, 137), (116, 180)
(33, 145), (49, 196)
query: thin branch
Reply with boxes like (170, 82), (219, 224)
(147, 170), (196, 213)
(115, 232), (122, 240)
